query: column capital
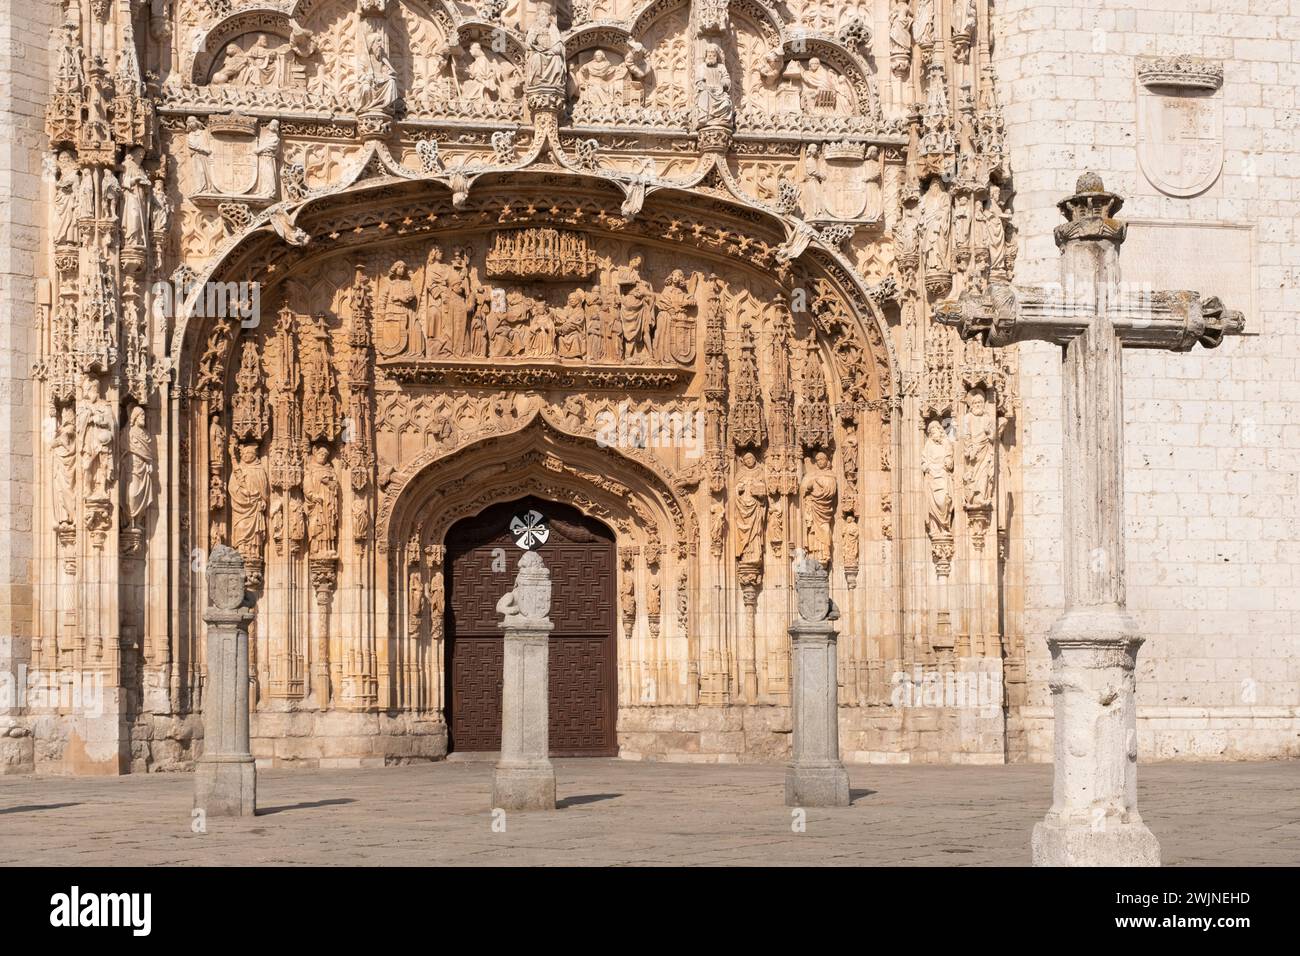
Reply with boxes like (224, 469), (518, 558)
(1054, 172), (1127, 250)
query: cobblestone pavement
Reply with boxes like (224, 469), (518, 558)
(1, 760), (1296, 866)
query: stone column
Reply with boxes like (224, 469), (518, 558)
(492, 551), (556, 811)
(936, 180), (1242, 865)
(1029, 177), (1159, 867)
(785, 553), (849, 807)
(195, 546), (257, 817)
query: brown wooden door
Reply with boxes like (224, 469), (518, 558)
(445, 497), (618, 756)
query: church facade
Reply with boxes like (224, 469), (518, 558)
(0, 0), (1294, 775)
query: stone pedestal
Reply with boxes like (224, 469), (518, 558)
(1031, 609), (1160, 866)
(785, 555), (849, 807)
(492, 552), (556, 811)
(493, 623), (556, 811)
(195, 546), (257, 817)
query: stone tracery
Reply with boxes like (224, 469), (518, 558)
(32, 0), (1025, 771)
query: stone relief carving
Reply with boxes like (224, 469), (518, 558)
(34, 0), (1026, 740)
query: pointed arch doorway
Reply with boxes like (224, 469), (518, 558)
(444, 496), (618, 757)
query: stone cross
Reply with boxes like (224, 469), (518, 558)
(195, 545), (257, 817)
(492, 550), (557, 811)
(785, 552), (850, 807)
(938, 173), (1243, 866)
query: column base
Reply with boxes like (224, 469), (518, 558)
(1032, 818), (1161, 867)
(785, 764), (850, 807)
(492, 762), (556, 811)
(194, 755), (257, 817)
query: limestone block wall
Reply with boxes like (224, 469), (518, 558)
(992, 0), (1300, 760)
(0, 0), (55, 772)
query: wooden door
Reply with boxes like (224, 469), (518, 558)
(445, 497), (618, 756)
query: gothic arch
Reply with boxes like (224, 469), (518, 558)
(383, 410), (698, 559)
(174, 168), (899, 408)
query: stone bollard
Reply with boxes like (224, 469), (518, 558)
(785, 552), (850, 807)
(492, 551), (556, 811)
(194, 546), (257, 817)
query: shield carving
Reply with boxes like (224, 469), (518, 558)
(1137, 86), (1223, 197)
(374, 309), (410, 358)
(206, 114), (260, 196)
(823, 158), (868, 220)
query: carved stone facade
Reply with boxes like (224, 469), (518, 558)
(14, 0), (1031, 773)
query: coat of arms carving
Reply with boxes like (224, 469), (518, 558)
(1136, 56), (1224, 198)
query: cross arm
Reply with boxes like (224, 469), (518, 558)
(935, 282), (1246, 351)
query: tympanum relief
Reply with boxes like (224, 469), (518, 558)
(34, 0), (1022, 771)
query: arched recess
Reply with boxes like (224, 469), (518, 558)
(380, 411), (700, 712)
(175, 169), (899, 404)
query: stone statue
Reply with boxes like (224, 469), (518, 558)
(125, 405), (154, 531)
(229, 442), (269, 560)
(577, 50), (620, 108)
(496, 550), (552, 626)
(524, 11), (565, 90)
(53, 151), (79, 247)
(52, 407), (77, 530)
(461, 43), (499, 105)
(303, 444), (340, 555)
(964, 387), (997, 509)
(921, 419), (955, 537)
(694, 42), (734, 129)
(922, 178), (952, 274)
(358, 37), (399, 113)
(78, 398), (117, 501)
(376, 260), (419, 357)
(186, 118), (213, 193)
(734, 451), (768, 564)
(890, 0), (914, 74)
(799, 451), (838, 565)
(254, 120), (280, 199)
(121, 149), (150, 249)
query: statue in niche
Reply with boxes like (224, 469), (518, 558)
(734, 451), (768, 565)
(754, 48), (784, 112)
(304, 444), (340, 556)
(53, 151), (80, 247)
(121, 149), (150, 249)
(840, 510), (860, 568)
(921, 419), (955, 537)
(913, 0), (936, 46)
(407, 567), (424, 638)
(557, 292), (587, 358)
(620, 272), (656, 363)
(576, 50), (621, 109)
(357, 36), (399, 114)
(889, 0), (914, 72)
(229, 442), (269, 560)
(624, 40), (651, 105)
(524, 11), (565, 89)
(800, 451), (837, 565)
(528, 306), (556, 356)
(100, 169), (121, 222)
(582, 289), (605, 362)
(694, 42), (734, 129)
(125, 405), (154, 532)
(461, 43), (500, 104)
(656, 269), (697, 365)
(421, 246), (457, 356)
(52, 407), (77, 530)
(78, 397), (117, 501)
(77, 164), (96, 221)
(798, 58), (849, 115)
(922, 179), (952, 274)
(800, 143), (828, 219)
(376, 259), (420, 358)
(709, 498), (726, 557)
(254, 120), (280, 199)
(963, 387), (997, 510)
(977, 184), (1011, 275)
(186, 118), (213, 193)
